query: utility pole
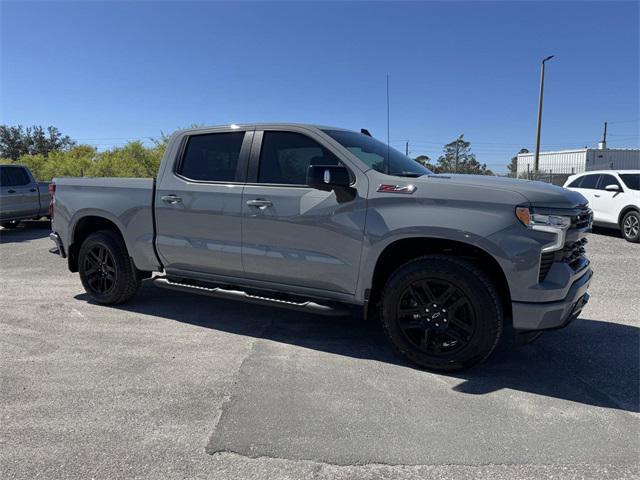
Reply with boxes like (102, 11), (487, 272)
(405, 141), (409, 156)
(534, 55), (555, 175)
(599, 121), (608, 150)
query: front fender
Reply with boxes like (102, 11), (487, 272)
(354, 196), (554, 303)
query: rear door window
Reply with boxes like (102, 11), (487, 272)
(567, 177), (583, 188)
(0, 166), (30, 186)
(578, 174), (600, 189)
(178, 132), (246, 182)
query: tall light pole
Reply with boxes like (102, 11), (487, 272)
(534, 55), (555, 175)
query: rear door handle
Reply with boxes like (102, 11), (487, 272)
(161, 195), (182, 204)
(246, 199), (273, 210)
(29, 188), (37, 192)
(594, 194), (600, 198)
(7, 189), (16, 194)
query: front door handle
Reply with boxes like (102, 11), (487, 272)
(29, 188), (37, 192)
(594, 194), (601, 198)
(161, 195), (182, 205)
(7, 189), (16, 194)
(246, 199), (273, 210)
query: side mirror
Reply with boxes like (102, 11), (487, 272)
(307, 165), (351, 190)
(605, 184), (621, 192)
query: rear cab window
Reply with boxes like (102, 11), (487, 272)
(177, 132), (246, 182)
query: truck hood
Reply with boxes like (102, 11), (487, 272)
(420, 174), (588, 209)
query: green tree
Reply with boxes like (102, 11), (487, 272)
(434, 135), (493, 175)
(0, 125), (76, 160)
(7, 145), (97, 181)
(507, 148), (529, 177)
(414, 154), (438, 172)
(88, 141), (162, 178)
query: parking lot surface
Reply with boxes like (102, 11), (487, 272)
(1, 221), (638, 479)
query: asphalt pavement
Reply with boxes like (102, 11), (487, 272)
(1, 221), (638, 479)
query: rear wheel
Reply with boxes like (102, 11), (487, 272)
(78, 230), (141, 304)
(621, 211), (640, 243)
(380, 255), (503, 372)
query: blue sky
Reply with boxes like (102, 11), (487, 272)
(2, 1), (638, 172)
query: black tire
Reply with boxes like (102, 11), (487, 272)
(621, 211), (640, 243)
(1, 220), (20, 229)
(379, 255), (503, 372)
(78, 230), (141, 305)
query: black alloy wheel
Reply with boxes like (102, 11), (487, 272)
(396, 278), (476, 356)
(83, 245), (117, 294)
(379, 255), (503, 372)
(78, 230), (141, 304)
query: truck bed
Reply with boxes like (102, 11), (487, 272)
(52, 177), (160, 272)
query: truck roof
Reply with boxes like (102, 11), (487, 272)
(173, 123), (355, 136)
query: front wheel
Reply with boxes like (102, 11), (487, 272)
(379, 255), (503, 372)
(78, 230), (141, 304)
(621, 211), (640, 243)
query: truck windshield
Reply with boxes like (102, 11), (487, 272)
(323, 130), (432, 177)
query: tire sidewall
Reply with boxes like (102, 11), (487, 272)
(381, 256), (502, 371)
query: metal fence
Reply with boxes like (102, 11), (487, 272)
(504, 169), (572, 186)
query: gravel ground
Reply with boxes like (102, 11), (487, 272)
(1, 221), (638, 479)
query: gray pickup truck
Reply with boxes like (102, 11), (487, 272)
(50, 124), (593, 371)
(0, 164), (50, 228)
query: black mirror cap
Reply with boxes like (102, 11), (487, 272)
(307, 165), (351, 190)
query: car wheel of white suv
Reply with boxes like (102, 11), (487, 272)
(621, 211), (640, 243)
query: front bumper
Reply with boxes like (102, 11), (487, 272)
(511, 268), (592, 331)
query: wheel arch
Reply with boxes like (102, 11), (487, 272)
(618, 205), (640, 227)
(68, 214), (128, 272)
(366, 237), (512, 320)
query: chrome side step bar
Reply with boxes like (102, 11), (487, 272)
(153, 277), (349, 317)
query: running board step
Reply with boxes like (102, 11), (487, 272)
(153, 277), (349, 317)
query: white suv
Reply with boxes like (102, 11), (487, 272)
(564, 170), (640, 243)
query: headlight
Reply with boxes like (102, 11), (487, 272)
(516, 206), (570, 252)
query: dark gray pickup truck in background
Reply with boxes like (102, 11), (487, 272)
(0, 164), (50, 228)
(49, 124), (593, 371)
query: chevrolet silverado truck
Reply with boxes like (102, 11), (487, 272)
(0, 164), (50, 228)
(49, 124), (593, 371)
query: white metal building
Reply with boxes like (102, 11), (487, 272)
(517, 147), (640, 177)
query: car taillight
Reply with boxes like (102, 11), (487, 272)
(48, 183), (56, 219)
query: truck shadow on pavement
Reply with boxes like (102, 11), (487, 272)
(76, 281), (639, 413)
(0, 220), (51, 244)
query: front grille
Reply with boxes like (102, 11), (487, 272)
(571, 208), (593, 230)
(561, 237), (588, 270)
(539, 252), (555, 282)
(539, 238), (589, 283)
